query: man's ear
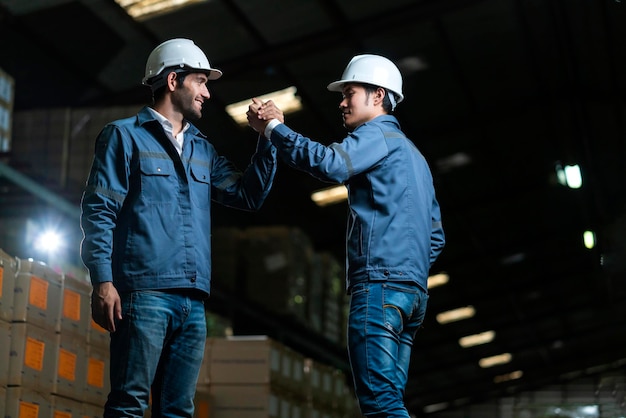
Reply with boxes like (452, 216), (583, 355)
(166, 71), (178, 91)
(375, 87), (386, 105)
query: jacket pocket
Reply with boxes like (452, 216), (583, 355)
(189, 162), (211, 207)
(139, 156), (176, 203)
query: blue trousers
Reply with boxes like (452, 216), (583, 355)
(104, 290), (207, 418)
(348, 282), (428, 417)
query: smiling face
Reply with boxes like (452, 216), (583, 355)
(339, 83), (385, 131)
(171, 72), (210, 120)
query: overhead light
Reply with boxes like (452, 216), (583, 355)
(459, 330), (495, 348)
(34, 230), (63, 254)
(226, 86), (302, 126)
(397, 56), (429, 73)
(435, 152), (472, 173)
(583, 230), (596, 249)
(114, 0), (208, 20)
(427, 272), (449, 289)
(436, 306), (475, 324)
(493, 370), (523, 383)
(422, 402), (449, 414)
(478, 353), (512, 368)
(310, 185), (348, 207)
(555, 162), (583, 189)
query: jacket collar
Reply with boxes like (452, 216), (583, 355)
(136, 105), (207, 139)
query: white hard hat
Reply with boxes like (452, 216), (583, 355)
(142, 38), (222, 86)
(327, 54), (404, 103)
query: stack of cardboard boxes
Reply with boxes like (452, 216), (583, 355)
(195, 335), (360, 418)
(213, 226), (349, 346)
(0, 248), (108, 417)
(0, 224), (357, 417)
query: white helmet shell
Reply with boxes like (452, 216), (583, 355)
(142, 38), (222, 86)
(327, 54), (404, 103)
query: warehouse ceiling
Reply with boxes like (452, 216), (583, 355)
(1, 0), (626, 415)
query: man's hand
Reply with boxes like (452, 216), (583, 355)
(258, 99), (284, 124)
(91, 281), (122, 333)
(247, 98), (285, 134)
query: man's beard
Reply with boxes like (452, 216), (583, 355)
(182, 106), (202, 121)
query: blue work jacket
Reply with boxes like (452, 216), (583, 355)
(270, 115), (444, 292)
(80, 106), (277, 296)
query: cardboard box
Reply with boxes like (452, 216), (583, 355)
(5, 387), (52, 418)
(83, 343), (110, 406)
(14, 258), (63, 331)
(0, 319), (11, 387)
(0, 248), (17, 322)
(304, 359), (342, 408)
(9, 322), (59, 392)
(208, 336), (287, 388)
(60, 274), (92, 339)
(209, 384), (294, 418)
(51, 394), (83, 418)
(81, 402), (104, 418)
(54, 332), (88, 401)
(87, 318), (109, 349)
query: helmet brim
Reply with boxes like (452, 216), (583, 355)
(326, 80), (346, 92)
(142, 67), (223, 86)
(206, 68), (223, 80)
(326, 79), (404, 102)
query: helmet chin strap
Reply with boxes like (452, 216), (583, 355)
(388, 91), (397, 111)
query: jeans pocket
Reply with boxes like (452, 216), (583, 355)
(383, 303), (404, 335)
(382, 284), (418, 335)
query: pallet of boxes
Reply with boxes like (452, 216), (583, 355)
(0, 248), (109, 417)
(196, 335), (360, 418)
(194, 226), (360, 417)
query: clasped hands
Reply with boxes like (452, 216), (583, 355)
(246, 97), (284, 134)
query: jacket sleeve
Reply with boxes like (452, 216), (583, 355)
(80, 125), (131, 284)
(269, 123), (388, 184)
(211, 136), (278, 211)
(429, 195), (445, 266)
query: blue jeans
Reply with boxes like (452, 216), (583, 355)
(104, 290), (207, 418)
(347, 282), (428, 418)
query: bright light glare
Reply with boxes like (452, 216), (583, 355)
(115, 0), (208, 20)
(579, 405), (599, 415)
(459, 330), (495, 347)
(436, 306), (475, 324)
(34, 230), (63, 253)
(494, 370), (523, 383)
(564, 164), (582, 188)
(310, 185), (348, 207)
(427, 272), (449, 289)
(583, 230), (595, 249)
(555, 163), (583, 189)
(226, 86), (302, 126)
(479, 353), (512, 368)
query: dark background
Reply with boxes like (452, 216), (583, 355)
(1, 0), (625, 415)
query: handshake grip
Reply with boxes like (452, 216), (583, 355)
(246, 98), (284, 133)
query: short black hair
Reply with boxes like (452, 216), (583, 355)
(361, 83), (396, 114)
(150, 70), (190, 103)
